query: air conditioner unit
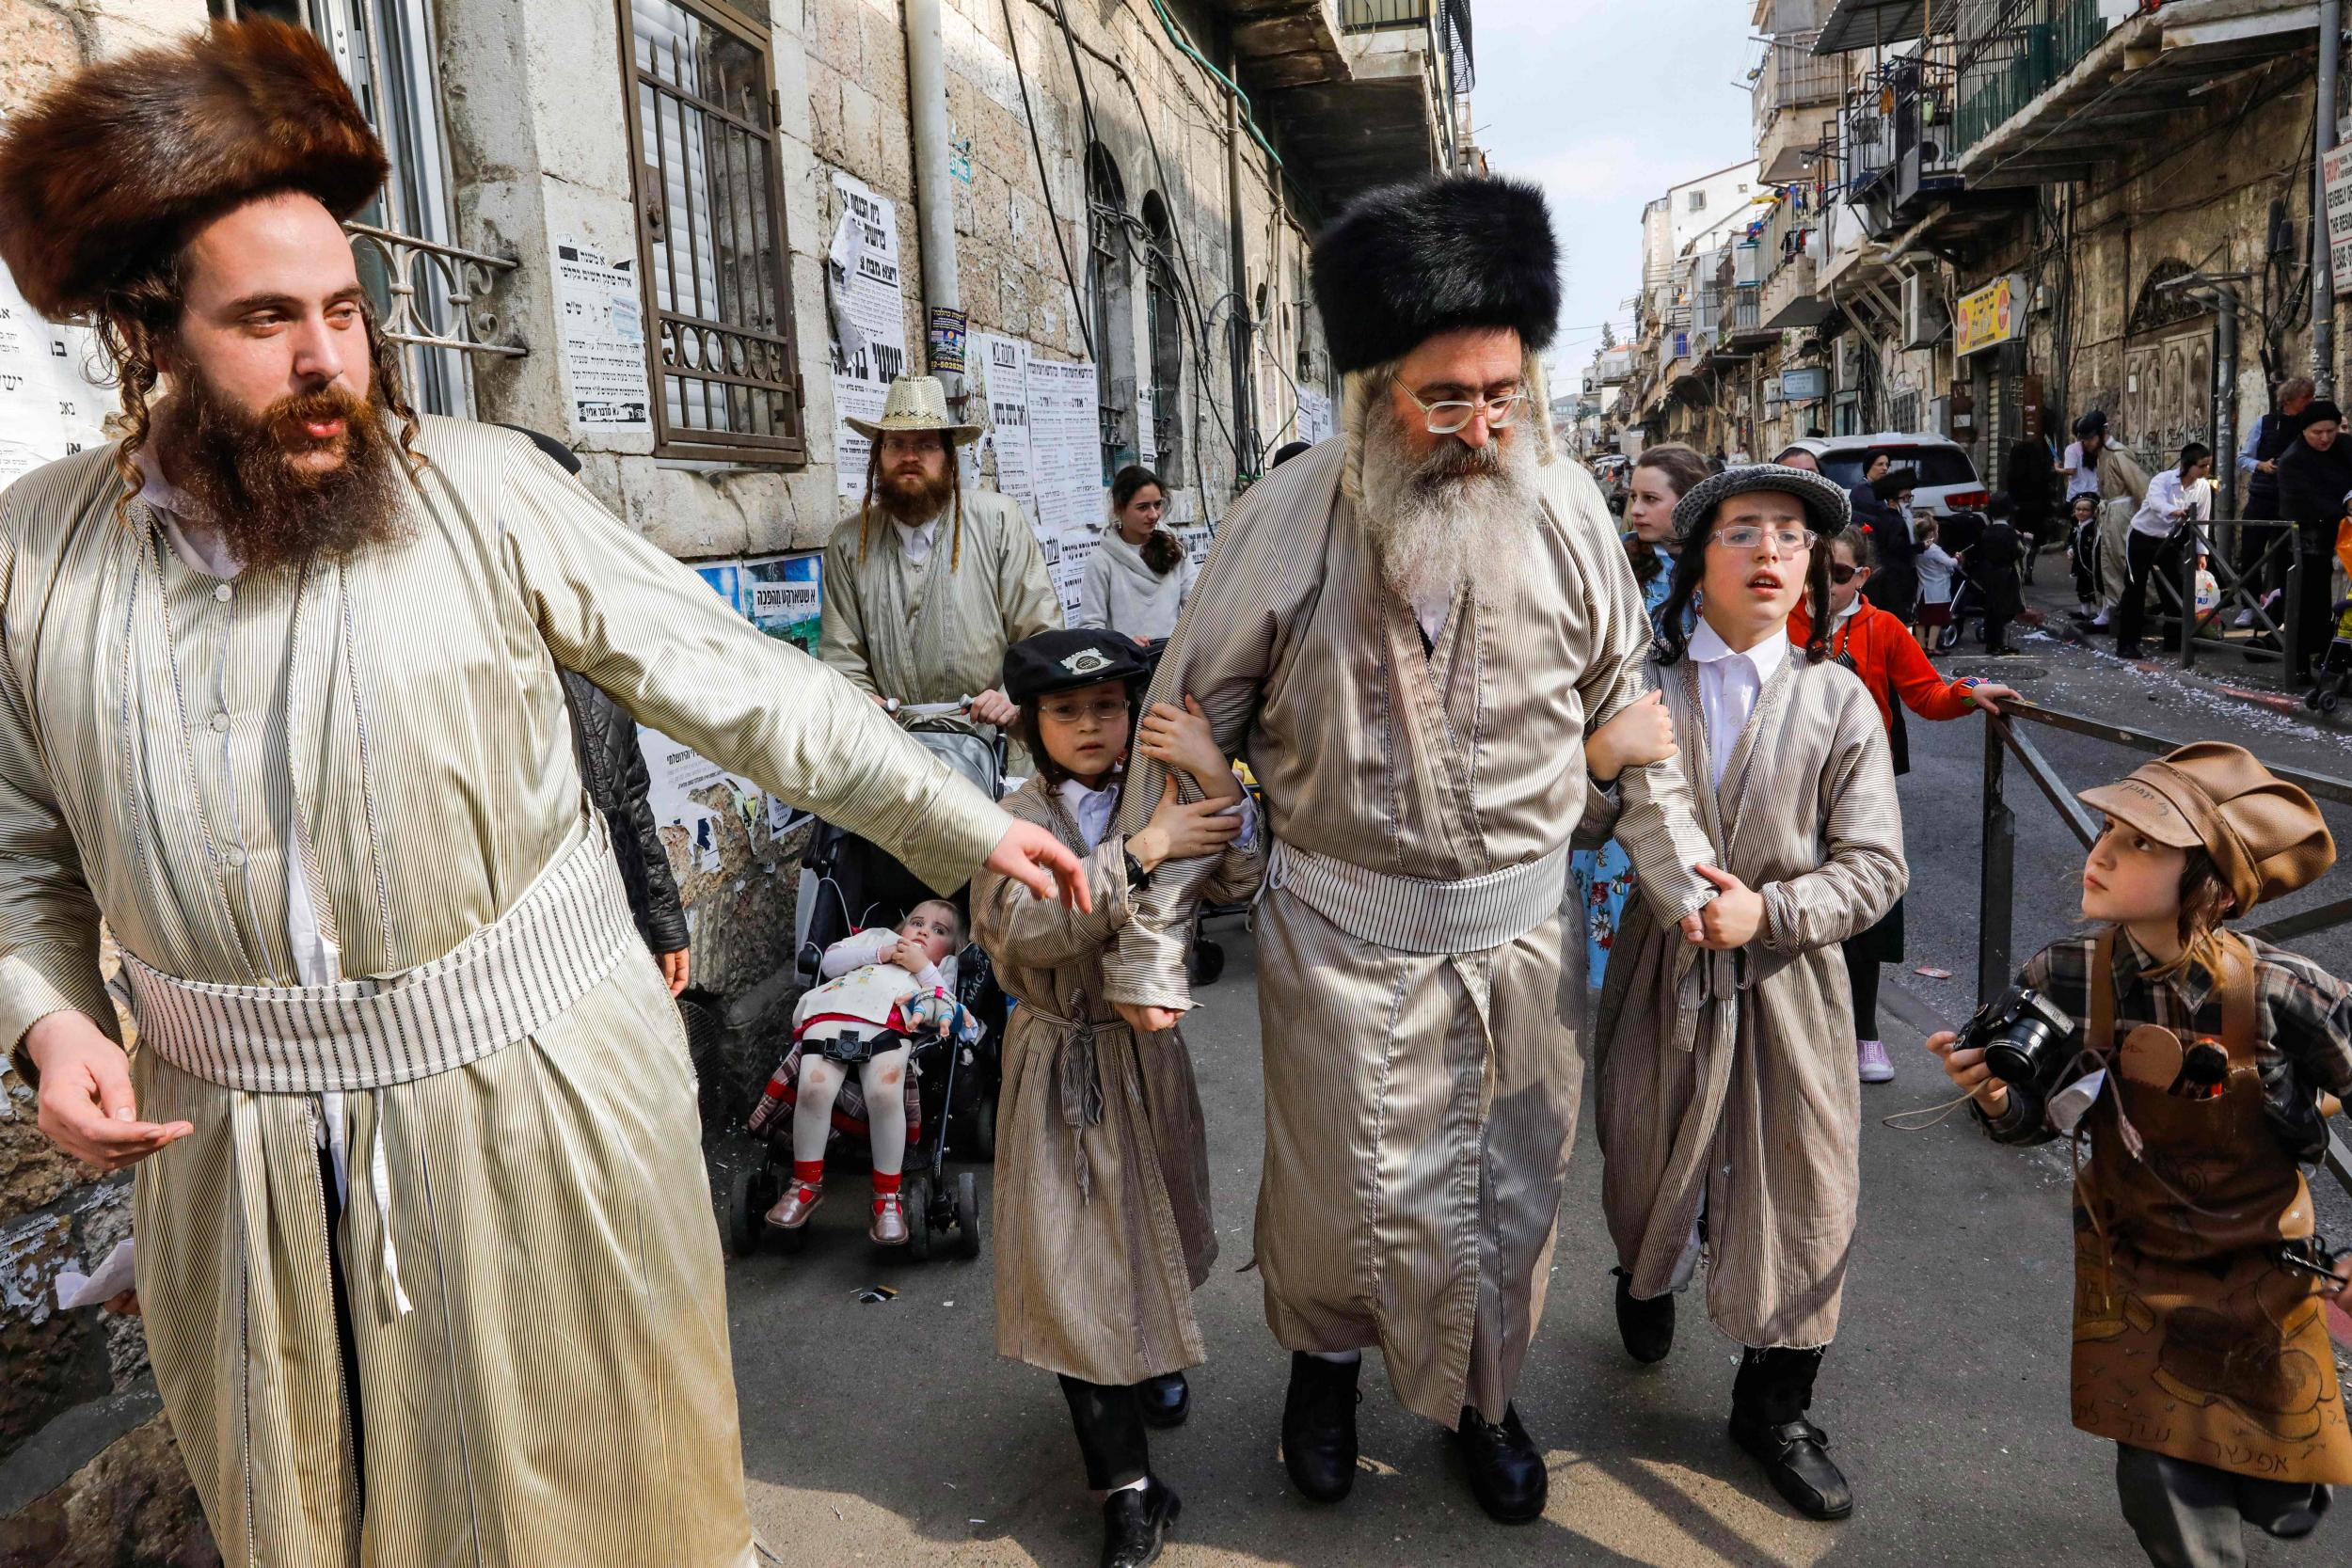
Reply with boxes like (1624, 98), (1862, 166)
(1834, 337), (1865, 393)
(1901, 273), (1947, 349)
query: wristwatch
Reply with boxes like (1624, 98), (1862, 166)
(1124, 851), (1153, 894)
(1957, 675), (1985, 707)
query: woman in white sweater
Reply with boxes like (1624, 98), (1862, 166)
(1078, 465), (1197, 642)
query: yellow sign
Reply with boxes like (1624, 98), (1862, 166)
(1956, 275), (2024, 357)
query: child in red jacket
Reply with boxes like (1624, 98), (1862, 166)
(1788, 526), (2018, 1084)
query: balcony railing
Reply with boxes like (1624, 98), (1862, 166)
(1954, 0), (2114, 154)
(1754, 29), (1845, 131)
(1842, 90), (1895, 199)
(1342, 0), (1429, 29)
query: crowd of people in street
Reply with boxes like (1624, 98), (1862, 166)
(0, 22), (2347, 1568)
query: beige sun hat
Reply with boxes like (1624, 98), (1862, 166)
(845, 374), (981, 445)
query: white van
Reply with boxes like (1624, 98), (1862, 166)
(1779, 433), (1990, 519)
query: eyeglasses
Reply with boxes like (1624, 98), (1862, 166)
(1829, 562), (1861, 584)
(1039, 694), (1131, 727)
(1399, 383), (1529, 436)
(1709, 525), (1819, 554)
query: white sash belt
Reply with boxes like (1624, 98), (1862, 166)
(1265, 838), (1572, 956)
(121, 826), (640, 1095)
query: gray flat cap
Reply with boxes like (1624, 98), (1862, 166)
(1671, 463), (1853, 545)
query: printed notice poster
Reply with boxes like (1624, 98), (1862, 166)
(0, 258), (110, 491)
(972, 333), (1038, 531)
(742, 552), (822, 657)
(553, 235), (652, 433)
(1025, 356), (1104, 619)
(2328, 147), (2352, 294)
(827, 172), (908, 494)
(638, 563), (768, 881)
(1296, 388), (1334, 446)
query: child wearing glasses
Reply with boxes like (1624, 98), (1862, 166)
(1788, 527), (2018, 1085)
(1588, 465), (1907, 1523)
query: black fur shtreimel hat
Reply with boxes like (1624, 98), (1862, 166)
(1002, 630), (1152, 706)
(1310, 176), (1562, 377)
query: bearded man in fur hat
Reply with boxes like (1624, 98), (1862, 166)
(1102, 175), (1723, 1524)
(819, 373), (1059, 729)
(0, 22), (1085, 1568)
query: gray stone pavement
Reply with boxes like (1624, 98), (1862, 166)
(716, 598), (2346, 1566)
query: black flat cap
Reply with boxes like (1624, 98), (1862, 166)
(1003, 629), (1152, 705)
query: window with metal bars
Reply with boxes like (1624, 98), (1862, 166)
(1141, 196), (1182, 477)
(1086, 146), (1136, 486)
(620, 0), (804, 464)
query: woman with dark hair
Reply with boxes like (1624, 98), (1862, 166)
(1590, 465), (1906, 1522)
(1079, 466), (1197, 644)
(1570, 440), (1710, 987)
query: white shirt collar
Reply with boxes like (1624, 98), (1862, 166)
(1055, 776), (1120, 850)
(1688, 616), (1791, 680)
(1834, 594), (1865, 625)
(898, 515), (943, 564)
(134, 443), (244, 578)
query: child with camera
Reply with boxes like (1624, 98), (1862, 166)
(1931, 742), (2352, 1568)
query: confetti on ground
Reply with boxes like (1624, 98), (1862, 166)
(855, 1285), (898, 1305)
(1915, 966), (1954, 979)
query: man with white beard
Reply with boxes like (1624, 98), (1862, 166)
(1103, 176), (1721, 1525)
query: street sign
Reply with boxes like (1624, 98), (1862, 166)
(1955, 275), (2025, 356)
(1780, 366), (1828, 402)
(2325, 146), (2352, 294)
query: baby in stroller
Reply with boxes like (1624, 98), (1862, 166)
(750, 898), (979, 1245)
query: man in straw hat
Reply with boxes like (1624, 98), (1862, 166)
(820, 373), (1058, 729)
(1099, 173), (1722, 1525)
(0, 21), (1086, 1567)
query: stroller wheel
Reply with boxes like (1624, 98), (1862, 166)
(955, 1170), (982, 1260)
(2309, 689), (2326, 711)
(903, 1174), (934, 1262)
(1187, 939), (1227, 988)
(2322, 689), (2342, 715)
(968, 1088), (998, 1162)
(732, 1165), (778, 1259)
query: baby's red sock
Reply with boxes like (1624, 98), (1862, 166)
(792, 1160), (824, 1193)
(871, 1170), (902, 1211)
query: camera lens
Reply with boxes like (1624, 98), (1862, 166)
(1984, 1014), (2066, 1094)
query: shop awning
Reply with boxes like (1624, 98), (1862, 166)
(1814, 0), (1932, 55)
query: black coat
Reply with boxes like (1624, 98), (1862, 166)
(1963, 522), (2026, 624)
(2273, 436), (2352, 551)
(562, 670), (691, 956)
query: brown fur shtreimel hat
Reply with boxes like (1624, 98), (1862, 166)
(2077, 741), (2335, 913)
(0, 18), (387, 323)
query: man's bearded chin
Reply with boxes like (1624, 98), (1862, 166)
(1357, 392), (1537, 608)
(157, 368), (409, 573)
(875, 461), (954, 524)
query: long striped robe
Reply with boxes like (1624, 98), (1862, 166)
(0, 419), (1010, 1567)
(1101, 435), (1717, 1425)
(1593, 653), (1906, 1350)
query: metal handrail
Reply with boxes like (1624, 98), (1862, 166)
(1975, 700), (2352, 1200)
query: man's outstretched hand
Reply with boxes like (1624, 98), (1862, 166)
(988, 819), (1093, 911)
(27, 1011), (192, 1172)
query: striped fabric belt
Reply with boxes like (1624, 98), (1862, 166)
(1265, 838), (1572, 957)
(122, 826), (641, 1095)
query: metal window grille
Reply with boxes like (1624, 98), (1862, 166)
(1340, 0), (1430, 30)
(222, 0), (516, 414)
(621, 0), (804, 464)
(1145, 240), (1183, 474)
(1087, 148), (1134, 486)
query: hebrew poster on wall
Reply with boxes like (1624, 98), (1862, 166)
(0, 259), (110, 492)
(827, 171), (907, 495)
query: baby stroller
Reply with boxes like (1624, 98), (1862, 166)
(730, 706), (1009, 1262)
(2305, 601), (2352, 715)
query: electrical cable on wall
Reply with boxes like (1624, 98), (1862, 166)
(1000, 0), (1093, 358)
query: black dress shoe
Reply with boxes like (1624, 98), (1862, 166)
(1730, 1414), (1853, 1520)
(1099, 1478), (1180, 1568)
(1280, 1353), (1359, 1502)
(1612, 1267), (1674, 1365)
(1453, 1404), (1549, 1525)
(1138, 1371), (1190, 1430)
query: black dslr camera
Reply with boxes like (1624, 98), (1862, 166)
(1954, 984), (2081, 1126)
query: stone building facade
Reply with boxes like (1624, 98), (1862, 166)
(0, 0), (1470, 1558)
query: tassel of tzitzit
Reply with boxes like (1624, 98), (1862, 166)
(948, 453), (964, 571)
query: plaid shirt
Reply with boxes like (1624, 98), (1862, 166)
(1980, 930), (2352, 1161)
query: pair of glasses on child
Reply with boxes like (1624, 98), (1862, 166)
(1710, 526), (1820, 554)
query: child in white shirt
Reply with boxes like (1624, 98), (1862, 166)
(1911, 515), (1961, 653)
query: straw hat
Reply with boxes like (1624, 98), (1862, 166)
(845, 375), (981, 445)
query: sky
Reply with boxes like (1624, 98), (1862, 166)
(1468, 0), (1763, 386)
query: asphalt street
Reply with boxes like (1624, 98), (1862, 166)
(715, 581), (2349, 1567)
